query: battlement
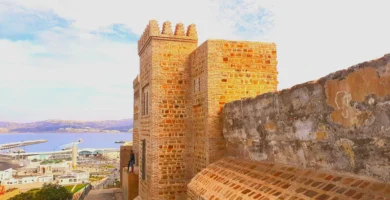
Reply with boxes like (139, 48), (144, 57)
(138, 20), (198, 54)
(133, 75), (140, 88)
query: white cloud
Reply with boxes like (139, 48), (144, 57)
(0, 0), (390, 121)
(263, 1), (390, 89)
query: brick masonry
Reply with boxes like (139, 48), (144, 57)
(133, 20), (278, 199)
(133, 75), (140, 167)
(187, 40), (278, 179)
(136, 20), (198, 200)
(188, 157), (390, 200)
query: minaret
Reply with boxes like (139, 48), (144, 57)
(72, 144), (77, 169)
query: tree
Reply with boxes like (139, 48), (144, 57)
(9, 183), (73, 200)
(9, 192), (34, 200)
(34, 183), (73, 200)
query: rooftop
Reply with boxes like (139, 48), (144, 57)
(122, 141), (133, 146)
(57, 175), (75, 179)
(72, 170), (87, 173)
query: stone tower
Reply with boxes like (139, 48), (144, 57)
(134, 20), (278, 200)
(136, 20), (198, 200)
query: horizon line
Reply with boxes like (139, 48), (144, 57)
(0, 118), (133, 124)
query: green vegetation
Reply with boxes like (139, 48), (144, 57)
(73, 184), (87, 193)
(64, 184), (87, 194)
(8, 192), (35, 200)
(40, 159), (63, 165)
(104, 165), (115, 168)
(89, 175), (104, 182)
(31, 158), (39, 162)
(64, 185), (74, 192)
(9, 183), (72, 200)
(27, 188), (40, 194)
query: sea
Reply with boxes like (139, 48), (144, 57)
(0, 132), (133, 152)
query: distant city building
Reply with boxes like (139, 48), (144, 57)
(56, 175), (77, 185)
(57, 170), (89, 184)
(0, 169), (15, 181)
(1, 174), (53, 185)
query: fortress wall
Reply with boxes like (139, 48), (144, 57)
(222, 54), (390, 182)
(187, 40), (278, 179)
(133, 75), (140, 167)
(187, 42), (209, 179)
(205, 40), (278, 166)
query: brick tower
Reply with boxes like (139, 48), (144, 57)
(134, 20), (278, 200)
(136, 20), (198, 199)
(187, 40), (278, 179)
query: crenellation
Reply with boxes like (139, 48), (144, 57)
(138, 21), (197, 55)
(148, 20), (160, 36)
(174, 23), (185, 36)
(161, 21), (173, 35)
(138, 20), (161, 54)
(186, 24), (197, 39)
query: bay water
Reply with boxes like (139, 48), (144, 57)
(0, 133), (133, 152)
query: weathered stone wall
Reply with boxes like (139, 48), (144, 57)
(222, 54), (390, 182)
(187, 157), (390, 200)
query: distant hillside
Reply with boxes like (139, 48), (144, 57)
(0, 119), (133, 133)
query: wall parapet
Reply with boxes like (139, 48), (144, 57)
(222, 53), (390, 182)
(137, 20), (198, 54)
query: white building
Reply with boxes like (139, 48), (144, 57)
(72, 170), (89, 183)
(38, 175), (54, 183)
(0, 168), (15, 181)
(56, 170), (89, 185)
(57, 175), (77, 185)
(19, 176), (38, 184)
(35, 161), (72, 174)
(2, 175), (53, 185)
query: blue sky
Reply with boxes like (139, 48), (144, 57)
(0, 0), (389, 122)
